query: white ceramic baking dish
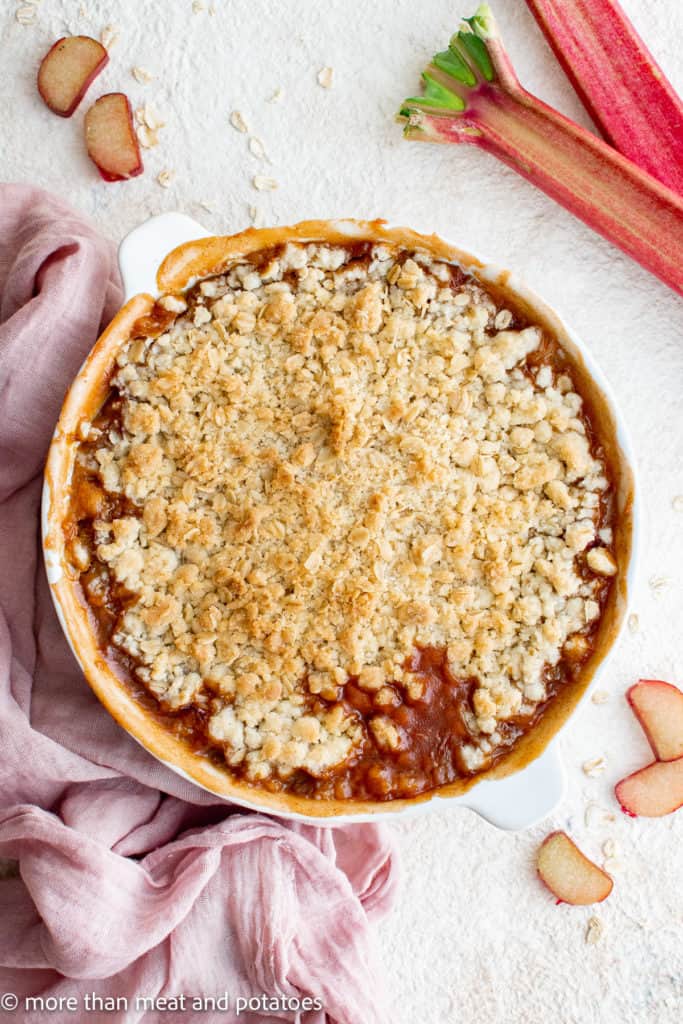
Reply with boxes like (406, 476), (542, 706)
(42, 213), (640, 829)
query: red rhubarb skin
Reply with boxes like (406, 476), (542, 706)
(525, 0), (683, 197)
(537, 831), (613, 905)
(615, 758), (683, 817)
(37, 36), (109, 118)
(417, 84), (683, 296)
(626, 679), (683, 761)
(84, 93), (144, 182)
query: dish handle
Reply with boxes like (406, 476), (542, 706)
(456, 743), (566, 830)
(118, 212), (211, 302)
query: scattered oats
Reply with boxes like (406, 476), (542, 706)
(79, 3), (88, 16)
(317, 66), (334, 89)
(584, 802), (599, 827)
(626, 613), (639, 634)
(16, 5), (37, 24)
(146, 115), (163, 135)
(648, 574), (672, 594)
(101, 24), (119, 48)
(157, 170), (175, 189)
(252, 175), (278, 191)
(142, 103), (165, 131)
(268, 86), (284, 103)
(603, 856), (623, 873)
(137, 125), (160, 149)
(192, 0), (205, 11)
(584, 802), (616, 828)
(230, 110), (249, 133)
(135, 103), (164, 147)
(591, 690), (610, 705)
(672, 495), (683, 512)
(585, 916), (603, 945)
(132, 66), (154, 84)
(248, 205), (266, 228)
(582, 756), (607, 777)
(248, 136), (269, 161)
(199, 199), (215, 212)
(602, 838), (619, 858)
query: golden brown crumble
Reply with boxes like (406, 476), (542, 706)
(70, 241), (616, 786)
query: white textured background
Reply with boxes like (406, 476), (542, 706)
(2, 1), (682, 1022)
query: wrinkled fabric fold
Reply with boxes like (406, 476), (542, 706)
(0, 185), (397, 1024)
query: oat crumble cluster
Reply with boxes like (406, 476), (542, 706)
(72, 241), (616, 786)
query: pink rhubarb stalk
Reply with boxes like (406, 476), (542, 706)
(526, 0), (683, 197)
(399, 5), (683, 297)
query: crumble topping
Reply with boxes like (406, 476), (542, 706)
(69, 240), (616, 791)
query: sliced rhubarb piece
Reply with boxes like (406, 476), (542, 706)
(627, 680), (683, 762)
(37, 36), (108, 118)
(84, 93), (144, 182)
(537, 831), (613, 905)
(398, 5), (683, 297)
(525, 0), (683, 198)
(615, 758), (683, 818)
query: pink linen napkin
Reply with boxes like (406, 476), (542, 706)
(0, 184), (398, 1024)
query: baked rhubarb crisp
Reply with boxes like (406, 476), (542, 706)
(64, 239), (618, 801)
